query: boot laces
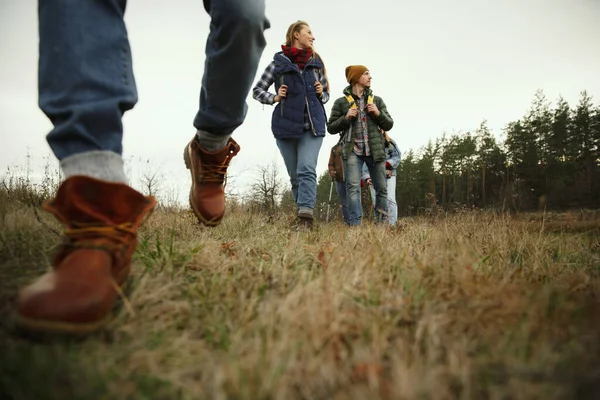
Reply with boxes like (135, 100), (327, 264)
(61, 223), (137, 252)
(199, 151), (235, 185)
(199, 162), (229, 184)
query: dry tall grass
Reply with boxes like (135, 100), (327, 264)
(1, 188), (600, 399)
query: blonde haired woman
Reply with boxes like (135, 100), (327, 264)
(253, 20), (329, 228)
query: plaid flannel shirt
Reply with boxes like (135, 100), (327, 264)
(352, 96), (371, 156)
(252, 59), (330, 131)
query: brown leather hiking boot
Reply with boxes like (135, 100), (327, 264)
(184, 136), (240, 226)
(15, 176), (156, 335)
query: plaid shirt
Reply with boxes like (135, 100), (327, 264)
(352, 96), (370, 156)
(253, 59), (330, 131)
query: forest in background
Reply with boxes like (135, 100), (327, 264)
(289, 89), (600, 219)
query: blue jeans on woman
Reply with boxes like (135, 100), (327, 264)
(345, 152), (387, 225)
(39, 0), (270, 160)
(276, 131), (323, 215)
(368, 175), (398, 225)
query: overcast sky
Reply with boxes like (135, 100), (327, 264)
(1, 0), (599, 204)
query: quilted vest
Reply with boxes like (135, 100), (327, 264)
(271, 52), (327, 138)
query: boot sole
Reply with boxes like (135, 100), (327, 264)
(13, 313), (111, 338)
(183, 143), (222, 227)
(11, 274), (134, 338)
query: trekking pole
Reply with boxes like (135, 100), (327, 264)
(326, 179), (334, 223)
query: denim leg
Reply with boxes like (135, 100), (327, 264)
(387, 175), (398, 225)
(345, 152), (364, 226)
(39, 0), (136, 160)
(366, 159), (388, 222)
(194, 0), (270, 135)
(276, 138), (299, 204)
(335, 180), (349, 223)
(296, 132), (323, 211)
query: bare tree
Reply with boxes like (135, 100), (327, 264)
(248, 161), (283, 212)
(139, 159), (164, 198)
(224, 165), (251, 199)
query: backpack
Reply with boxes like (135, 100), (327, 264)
(330, 141), (345, 182)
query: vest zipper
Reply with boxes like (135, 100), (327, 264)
(306, 97), (316, 135)
(279, 75), (285, 117)
(300, 67), (317, 135)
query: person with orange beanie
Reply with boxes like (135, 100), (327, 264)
(326, 65), (394, 225)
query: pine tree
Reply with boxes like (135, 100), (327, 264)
(396, 150), (417, 215)
(572, 91), (597, 206)
(475, 120), (498, 207)
(524, 90), (553, 199)
(416, 140), (439, 213)
(545, 95), (574, 206)
(504, 119), (539, 209)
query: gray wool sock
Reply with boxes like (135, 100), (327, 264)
(60, 150), (128, 184)
(195, 130), (232, 152)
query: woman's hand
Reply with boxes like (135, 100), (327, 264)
(274, 84), (288, 103)
(314, 81), (323, 95)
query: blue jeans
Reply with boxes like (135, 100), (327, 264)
(368, 175), (397, 225)
(345, 152), (387, 225)
(276, 131), (323, 213)
(335, 180), (349, 223)
(39, 0), (269, 160)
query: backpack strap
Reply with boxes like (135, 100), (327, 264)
(345, 94), (356, 109)
(345, 93), (374, 108)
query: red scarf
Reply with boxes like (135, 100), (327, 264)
(281, 45), (313, 70)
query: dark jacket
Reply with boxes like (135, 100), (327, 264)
(271, 52), (327, 138)
(327, 85), (393, 162)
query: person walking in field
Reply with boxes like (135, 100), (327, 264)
(14, 0), (270, 336)
(327, 65), (394, 226)
(362, 129), (401, 225)
(327, 140), (349, 224)
(252, 20), (330, 229)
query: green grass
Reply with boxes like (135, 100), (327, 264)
(1, 193), (600, 399)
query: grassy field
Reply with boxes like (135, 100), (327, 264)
(1, 188), (600, 399)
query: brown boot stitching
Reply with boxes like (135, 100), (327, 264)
(65, 223), (136, 241)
